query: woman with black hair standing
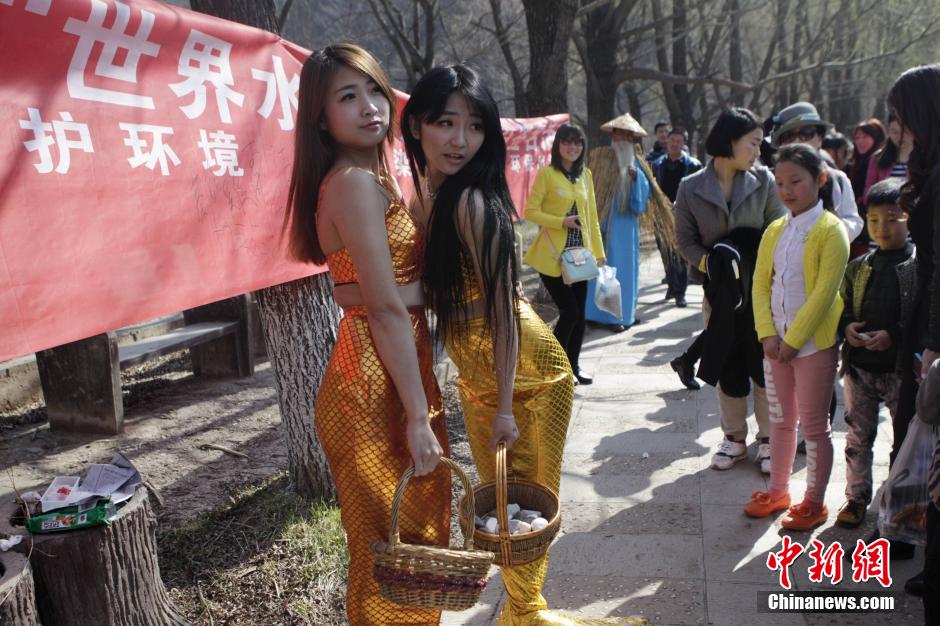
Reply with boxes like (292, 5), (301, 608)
(524, 123), (606, 384)
(674, 108), (785, 475)
(402, 65), (637, 626)
(884, 65), (940, 618)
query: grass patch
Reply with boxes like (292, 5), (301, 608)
(158, 473), (348, 625)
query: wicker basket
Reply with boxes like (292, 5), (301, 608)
(459, 442), (561, 567)
(371, 457), (494, 611)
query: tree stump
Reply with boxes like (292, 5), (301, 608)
(0, 550), (40, 626)
(27, 488), (188, 626)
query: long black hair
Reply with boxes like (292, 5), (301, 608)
(401, 65), (519, 349)
(550, 123), (586, 181)
(774, 143), (834, 212)
(887, 65), (940, 214)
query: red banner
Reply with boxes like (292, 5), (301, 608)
(0, 0), (566, 362)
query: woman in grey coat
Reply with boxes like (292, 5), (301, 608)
(673, 107), (786, 474)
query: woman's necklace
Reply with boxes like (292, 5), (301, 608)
(424, 177), (439, 201)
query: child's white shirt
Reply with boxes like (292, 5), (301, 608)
(771, 200), (825, 357)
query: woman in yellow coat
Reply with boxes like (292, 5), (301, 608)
(524, 124), (606, 385)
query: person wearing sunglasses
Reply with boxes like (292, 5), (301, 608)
(771, 102), (864, 243)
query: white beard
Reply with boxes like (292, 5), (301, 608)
(611, 139), (635, 204)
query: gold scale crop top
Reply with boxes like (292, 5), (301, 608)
(324, 174), (423, 287)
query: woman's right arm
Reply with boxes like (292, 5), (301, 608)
(674, 180), (707, 269)
(524, 168), (565, 230)
(325, 169), (442, 476)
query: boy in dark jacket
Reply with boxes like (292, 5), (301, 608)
(837, 178), (918, 528)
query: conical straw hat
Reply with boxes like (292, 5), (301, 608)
(600, 113), (648, 137)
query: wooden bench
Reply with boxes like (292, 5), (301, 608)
(34, 295), (254, 434)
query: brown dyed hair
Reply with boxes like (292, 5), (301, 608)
(284, 43), (397, 264)
(852, 118), (887, 155)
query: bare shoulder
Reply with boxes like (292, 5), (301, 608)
(320, 167), (387, 222)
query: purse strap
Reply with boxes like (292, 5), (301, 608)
(537, 226), (562, 261)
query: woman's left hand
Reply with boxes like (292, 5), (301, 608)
(490, 413), (520, 451)
(597, 256), (606, 267)
(923, 349), (939, 380)
(777, 341), (798, 364)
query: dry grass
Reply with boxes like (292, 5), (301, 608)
(158, 474), (348, 625)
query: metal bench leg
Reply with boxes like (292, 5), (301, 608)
(35, 333), (123, 434)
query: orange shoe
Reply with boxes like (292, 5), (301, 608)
(781, 501), (828, 531)
(744, 491), (791, 518)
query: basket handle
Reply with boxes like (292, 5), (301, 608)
(388, 457), (477, 551)
(495, 441), (513, 565)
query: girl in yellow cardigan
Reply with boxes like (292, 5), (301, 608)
(744, 144), (849, 531)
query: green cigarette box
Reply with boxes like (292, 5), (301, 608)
(27, 498), (116, 533)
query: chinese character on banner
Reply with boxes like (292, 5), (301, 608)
(170, 30), (245, 123)
(0, 0), (52, 16)
(197, 129), (243, 176)
(251, 55), (299, 130)
(766, 536), (805, 590)
(807, 539), (844, 585)
(851, 538), (892, 587)
(63, 0), (160, 109)
(509, 154), (521, 173)
(19, 108), (93, 174)
(119, 123), (180, 175)
(391, 146), (410, 178)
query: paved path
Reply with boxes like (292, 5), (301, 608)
(444, 251), (924, 625)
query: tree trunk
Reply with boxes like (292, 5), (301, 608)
(28, 489), (187, 626)
(728, 0), (742, 85)
(671, 0), (694, 131)
(521, 0), (577, 115)
(650, 0), (681, 125)
(190, 0), (340, 500)
(256, 276), (339, 499)
(189, 0), (278, 31)
(581, 3), (620, 149)
(0, 551), (40, 626)
(489, 0), (528, 116)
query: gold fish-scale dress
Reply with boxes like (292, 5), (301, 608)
(315, 174), (450, 626)
(443, 260), (577, 624)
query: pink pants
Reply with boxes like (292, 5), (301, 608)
(764, 347), (838, 505)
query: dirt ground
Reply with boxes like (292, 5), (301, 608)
(1, 354), (290, 528)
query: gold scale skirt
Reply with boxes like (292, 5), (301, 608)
(445, 301), (575, 620)
(315, 305), (451, 626)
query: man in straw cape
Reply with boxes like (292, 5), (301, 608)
(585, 113), (676, 331)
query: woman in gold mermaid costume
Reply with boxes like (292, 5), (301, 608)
(400, 65), (642, 626)
(283, 44), (450, 625)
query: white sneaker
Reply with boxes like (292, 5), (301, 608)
(756, 442), (771, 474)
(711, 437), (747, 470)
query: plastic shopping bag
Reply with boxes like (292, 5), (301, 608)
(878, 415), (940, 545)
(593, 265), (622, 319)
